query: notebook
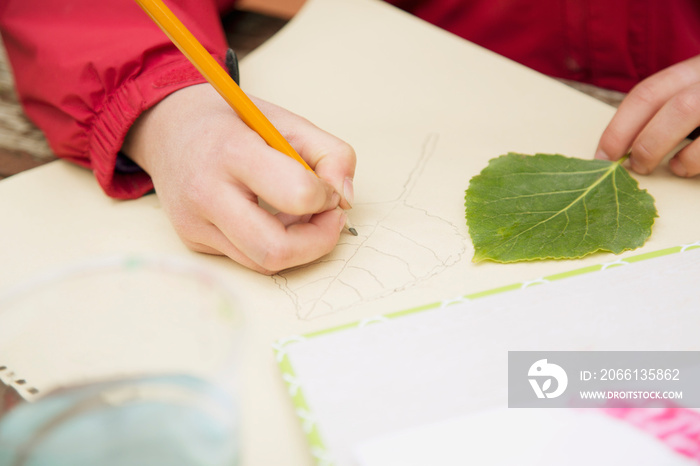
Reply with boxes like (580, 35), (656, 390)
(275, 243), (700, 466)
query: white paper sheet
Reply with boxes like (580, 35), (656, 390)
(282, 246), (700, 465)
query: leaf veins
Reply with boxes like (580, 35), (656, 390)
(464, 153), (657, 263)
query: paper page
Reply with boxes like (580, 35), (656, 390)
(280, 246), (700, 465)
(239, 0), (700, 322)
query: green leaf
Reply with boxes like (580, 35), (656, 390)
(465, 153), (657, 263)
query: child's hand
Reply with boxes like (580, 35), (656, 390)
(123, 84), (356, 274)
(595, 54), (700, 177)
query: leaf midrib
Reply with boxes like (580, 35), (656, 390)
(479, 156), (627, 257)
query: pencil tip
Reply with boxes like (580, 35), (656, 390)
(349, 227), (358, 236)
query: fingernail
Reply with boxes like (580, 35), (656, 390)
(343, 177), (354, 207)
(338, 210), (347, 233)
(670, 158), (688, 177)
(594, 149), (609, 160)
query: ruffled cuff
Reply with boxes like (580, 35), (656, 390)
(88, 56), (223, 200)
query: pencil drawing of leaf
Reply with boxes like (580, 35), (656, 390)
(272, 134), (466, 320)
(465, 153), (657, 263)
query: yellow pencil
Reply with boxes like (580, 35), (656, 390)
(134, 0), (357, 235)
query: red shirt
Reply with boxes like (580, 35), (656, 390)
(2, 0), (699, 199)
(386, 0), (700, 93)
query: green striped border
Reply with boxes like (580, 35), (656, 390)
(273, 241), (700, 466)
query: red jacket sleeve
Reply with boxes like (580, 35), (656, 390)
(0, 0), (230, 199)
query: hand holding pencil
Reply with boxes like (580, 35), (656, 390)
(123, 0), (356, 273)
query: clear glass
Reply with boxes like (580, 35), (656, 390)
(0, 254), (241, 466)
